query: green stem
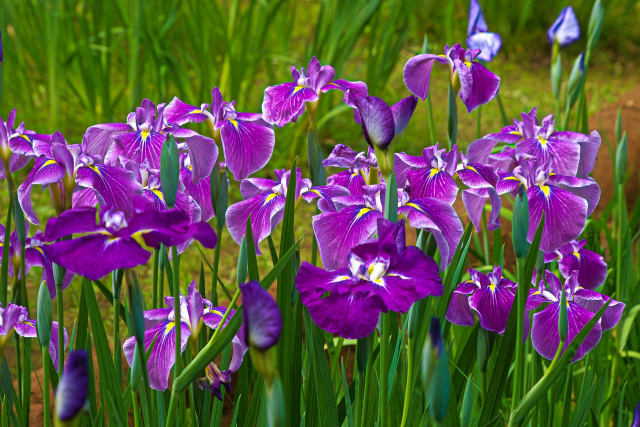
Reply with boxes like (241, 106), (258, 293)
(211, 228), (222, 304)
(426, 94), (437, 145)
(42, 346), (50, 427)
(511, 257), (526, 412)
(152, 249), (159, 308)
(496, 93), (509, 126)
(171, 245), (181, 423)
(447, 82), (458, 149)
(131, 387), (141, 427)
(476, 105), (482, 139)
(0, 192), (13, 306)
(399, 338), (414, 427)
(112, 270), (123, 388)
(55, 269), (64, 374)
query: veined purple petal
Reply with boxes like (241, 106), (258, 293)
(468, 282), (515, 334)
(114, 130), (166, 168)
(49, 322), (68, 370)
(406, 168), (458, 204)
(164, 97), (209, 125)
(0, 303), (29, 334)
(527, 184), (587, 252)
(390, 96), (418, 137)
(75, 164), (141, 217)
(45, 235), (150, 280)
(353, 96), (395, 149)
(262, 83), (318, 127)
(531, 302), (601, 362)
(55, 350), (89, 421)
(220, 117), (275, 181)
(403, 54), (450, 100)
(184, 134), (218, 182)
(225, 191), (287, 253)
(459, 62), (500, 113)
(44, 208), (101, 241)
(72, 187), (99, 209)
(398, 197), (463, 268)
(181, 168), (214, 221)
(24, 247), (57, 298)
(17, 157), (66, 224)
(313, 205), (383, 271)
(462, 187), (501, 231)
(516, 136), (580, 176)
(320, 79), (368, 108)
(123, 320), (191, 390)
(555, 242), (607, 290)
(446, 281), (477, 326)
(548, 174), (600, 216)
(82, 123), (132, 161)
(572, 288), (624, 331)
(240, 281), (282, 350)
(384, 245), (443, 306)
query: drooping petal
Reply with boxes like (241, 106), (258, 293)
(527, 184), (587, 252)
(468, 283), (515, 334)
(458, 62), (500, 113)
(390, 96), (418, 137)
(547, 174), (600, 216)
(44, 208), (101, 241)
(82, 123), (132, 161)
(531, 302), (601, 362)
(17, 158), (66, 224)
(313, 205), (383, 270)
(398, 197), (463, 268)
(446, 281), (477, 327)
(572, 288), (624, 331)
(123, 320), (191, 390)
(406, 168), (458, 204)
(225, 191), (287, 253)
(403, 54), (450, 100)
(462, 187), (501, 230)
(49, 322), (69, 370)
(184, 134), (218, 182)
(220, 117), (275, 181)
(44, 235), (150, 280)
(164, 97), (209, 125)
(75, 164), (141, 217)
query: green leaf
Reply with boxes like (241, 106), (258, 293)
(237, 236), (248, 285)
(210, 164), (229, 228)
(307, 129), (326, 185)
(160, 134), (179, 208)
(246, 216), (260, 282)
(447, 81), (457, 149)
(384, 172), (397, 222)
(36, 283), (53, 347)
(12, 197), (26, 246)
(615, 132), (627, 185)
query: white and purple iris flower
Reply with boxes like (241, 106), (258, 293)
(261, 56), (367, 128)
(296, 219), (443, 339)
(527, 270), (623, 362)
(446, 266), (516, 334)
(225, 168), (349, 254)
(83, 98), (218, 182)
(42, 207), (217, 280)
(466, 0), (502, 62)
(124, 281), (247, 392)
(0, 302), (67, 369)
(403, 43), (500, 112)
(165, 87), (274, 181)
(547, 6), (580, 48)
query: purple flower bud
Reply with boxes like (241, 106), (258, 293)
(548, 6), (580, 47)
(55, 350), (89, 421)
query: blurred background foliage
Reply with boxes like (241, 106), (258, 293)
(0, 0), (638, 151)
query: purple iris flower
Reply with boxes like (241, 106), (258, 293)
(165, 88), (274, 181)
(179, 154), (214, 222)
(548, 6), (580, 48)
(225, 168), (349, 254)
(297, 219), (442, 339)
(527, 270), (624, 361)
(544, 239), (607, 290)
(1, 109), (48, 180)
(83, 98), (217, 182)
(0, 223), (72, 298)
(43, 207), (216, 280)
(403, 43), (500, 112)
(0, 302), (67, 369)
(323, 144), (378, 196)
(506, 156), (600, 252)
(466, 0), (502, 62)
(124, 281), (247, 391)
(467, 108), (601, 178)
(456, 153), (503, 230)
(446, 266), (516, 334)
(633, 403), (640, 427)
(240, 281), (282, 351)
(352, 95), (418, 150)
(313, 179), (462, 271)
(261, 56), (367, 128)
(55, 350), (89, 422)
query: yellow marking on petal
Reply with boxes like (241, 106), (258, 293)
(264, 193), (279, 204)
(531, 290), (541, 295)
(211, 310), (224, 317)
(572, 251), (581, 260)
(140, 130), (151, 141)
(467, 165), (478, 173)
(538, 136), (548, 148)
(151, 189), (165, 202)
(34, 246), (45, 256)
(19, 134), (31, 142)
(228, 119), (239, 129)
(42, 159), (57, 168)
(539, 185), (551, 198)
(164, 321), (175, 336)
(404, 202), (424, 213)
(332, 275), (352, 282)
(293, 85), (305, 94)
(355, 207), (371, 219)
(488, 284), (496, 293)
(464, 61), (472, 68)
(429, 168), (440, 179)
(190, 109), (202, 114)
(310, 189), (322, 197)
(510, 131), (522, 136)
(504, 176), (519, 181)
(87, 164), (101, 175)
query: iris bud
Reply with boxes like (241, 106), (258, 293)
(512, 186), (530, 258)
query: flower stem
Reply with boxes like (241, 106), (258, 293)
(41, 346), (50, 427)
(399, 337), (414, 427)
(171, 245), (181, 423)
(447, 82), (458, 149)
(55, 265), (64, 374)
